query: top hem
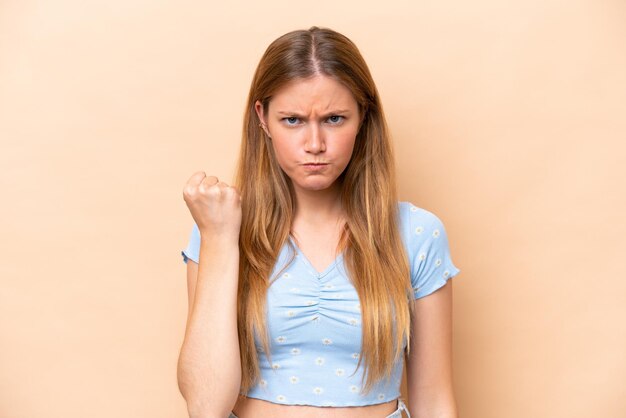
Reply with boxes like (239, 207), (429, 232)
(239, 393), (401, 407)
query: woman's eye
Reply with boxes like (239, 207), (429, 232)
(284, 117), (299, 125)
(328, 115), (344, 124)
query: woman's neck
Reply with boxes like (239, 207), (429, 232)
(292, 184), (344, 226)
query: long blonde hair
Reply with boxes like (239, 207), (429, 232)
(235, 26), (414, 395)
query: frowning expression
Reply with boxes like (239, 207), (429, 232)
(255, 75), (360, 195)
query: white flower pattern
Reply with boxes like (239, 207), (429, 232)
(183, 202), (458, 406)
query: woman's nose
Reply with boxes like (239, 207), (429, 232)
(304, 125), (326, 153)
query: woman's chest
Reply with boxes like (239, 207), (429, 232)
(257, 248), (364, 353)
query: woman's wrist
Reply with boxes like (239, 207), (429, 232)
(199, 230), (240, 248)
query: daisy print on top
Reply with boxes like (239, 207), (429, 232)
(181, 201), (460, 406)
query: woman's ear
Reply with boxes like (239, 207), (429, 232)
(254, 100), (271, 138)
(254, 100), (265, 124)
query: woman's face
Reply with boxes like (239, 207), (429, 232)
(255, 75), (360, 197)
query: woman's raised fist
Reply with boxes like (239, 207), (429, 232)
(182, 172), (242, 241)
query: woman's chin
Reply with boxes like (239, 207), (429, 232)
(293, 179), (339, 193)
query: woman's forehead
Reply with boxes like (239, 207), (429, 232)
(268, 75), (358, 113)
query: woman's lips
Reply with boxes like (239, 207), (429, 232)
(301, 162), (328, 172)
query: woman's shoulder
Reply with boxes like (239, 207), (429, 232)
(396, 200), (453, 253)
(396, 201), (446, 230)
(396, 202), (461, 296)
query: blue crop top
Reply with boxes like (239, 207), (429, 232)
(181, 201), (460, 407)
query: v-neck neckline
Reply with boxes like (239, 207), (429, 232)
(288, 236), (344, 278)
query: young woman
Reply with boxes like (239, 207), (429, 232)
(178, 26), (461, 418)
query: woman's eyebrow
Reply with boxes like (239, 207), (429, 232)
(276, 109), (351, 116)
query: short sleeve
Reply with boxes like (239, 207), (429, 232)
(400, 202), (461, 299)
(181, 223), (201, 264)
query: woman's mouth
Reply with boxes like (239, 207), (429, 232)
(302, 162), (329, 172)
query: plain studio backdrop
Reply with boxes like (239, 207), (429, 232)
(0, 1), (624, 417)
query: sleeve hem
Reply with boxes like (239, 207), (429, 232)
(181, 250), (198, 264)
(412, 267), (460, 299)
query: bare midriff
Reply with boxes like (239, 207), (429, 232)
(232, 395), (398, 418)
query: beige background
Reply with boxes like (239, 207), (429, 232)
(1, 0), (624, 417)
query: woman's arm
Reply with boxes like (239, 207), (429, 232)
(405, 280), (458, 418)
(177, 174), (242, 418)
(177, 240), (241, 418)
